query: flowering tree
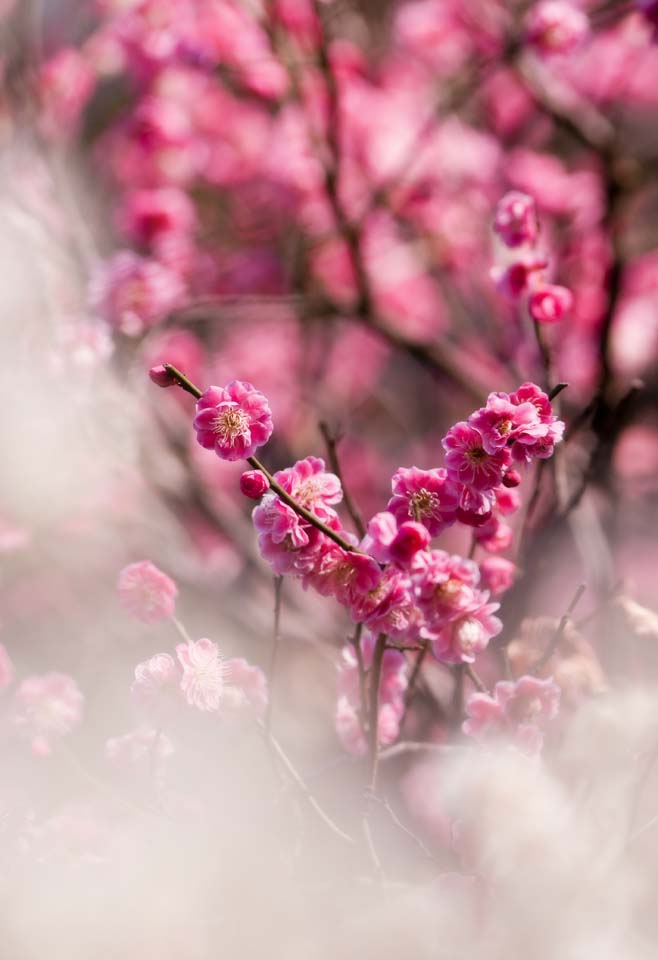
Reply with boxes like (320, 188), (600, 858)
(1, 0), (658, 955)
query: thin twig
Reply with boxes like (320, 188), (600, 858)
(319, 420), (366, 539)
(264, 576), (283, 735)
(531, 583), (586, 674)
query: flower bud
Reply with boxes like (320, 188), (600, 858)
(149, 364), (178, 388)
(493, 191), (538, 248)
(528, 284), (573, 324)
(389, 521), (430, 566)
(502, 468), (522, 488)
(240, 470), (270, 499)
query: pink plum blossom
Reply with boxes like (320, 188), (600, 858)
(528, 284), (574, 324)
(131, 652), (180, 715)
(525, 1), (589, 57)
(479, 557), (517, 596)
(223, 658), (269, 716)
(0, 642), (14, 691)
(116, 187), (196, 247)
(463, 675), (561, 753)
(118, 560), (178, 623)
(176, 638), (226, 712)
(106, 727), (174, 765)
(193, 381), (274, 461)
(387, 466), (459, 536)
(443, 422), (512, 491)
(91, 251), (185, 336)
(493, 191), (539, 248)
(273, 456), (342, 520)
(14, 673), (84, 755)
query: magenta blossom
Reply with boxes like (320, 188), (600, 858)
(413, 550), (481, 629)
(194, 380), (273, 461)
(240, 469), (270, 499)
(479, 557), (517, 596)
(469, 393), (546, 455)
(493, 191), (538, 248)
(443, 422), (511, 491)
(491, 255), (548, 300)
(387, 466), (459, 536)
(273, 456), (342, 520)
(176, 638), (226, 712)
(528, 284), (573, 323)
(118, 560), (178, 624)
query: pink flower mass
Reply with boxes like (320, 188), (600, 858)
(5, 0), (658, 949)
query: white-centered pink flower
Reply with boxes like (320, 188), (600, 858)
(176, 638), (226, 711)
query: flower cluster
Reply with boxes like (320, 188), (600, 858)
(463, 674), (561, 754)
(492, 191), (573, 325)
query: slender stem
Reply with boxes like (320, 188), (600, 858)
(264, 576), (283, 735)
(319, 420), (366, 539)
(531, 583), (586, 674)
(157, 364), (362, 554)
(258, 720), (355, 846)
(163, 363), (202, 399)
(465, 664), (487, 693)
(405, 640), (428, 710)
(367, 633), (386, 793)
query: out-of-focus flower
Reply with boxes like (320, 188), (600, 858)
(0, 642), (14, 691)
(131, 653), (179, 712)
(528, 284), (573, 323)
(493, 191), (539, 248)
(116, 187), (196, 247)
(223, 658), (268, 716)
(176, 638), (225, 711)
(14, 674), (84, 755)
(193, 381), (273, 461)
(118, 560), (178, 623)
(91, 251), (185, 336)
(525, 1), (589, 56)
(105, 727), (174, 765)
(463, 674), (561, 754)
(479, 557), (517, 596)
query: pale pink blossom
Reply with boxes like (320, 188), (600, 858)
(131, 652), (179, 714)
(91, 251), (185, 336)
(463, 675), (561, 753)
(176, 638), (226, 711)
(430, 598), (502, 664)
(105, 727), (174, 765)
(223, 658), (268, 716)
(479, 557), (517, 596)
(525, 1), (589, 56)
(118, 560), (178, 623)
(0, 642), (14, 691)
(14, 673), (84, 755)
(193, 381), (273, 461)
(493, 191), (539, 248)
